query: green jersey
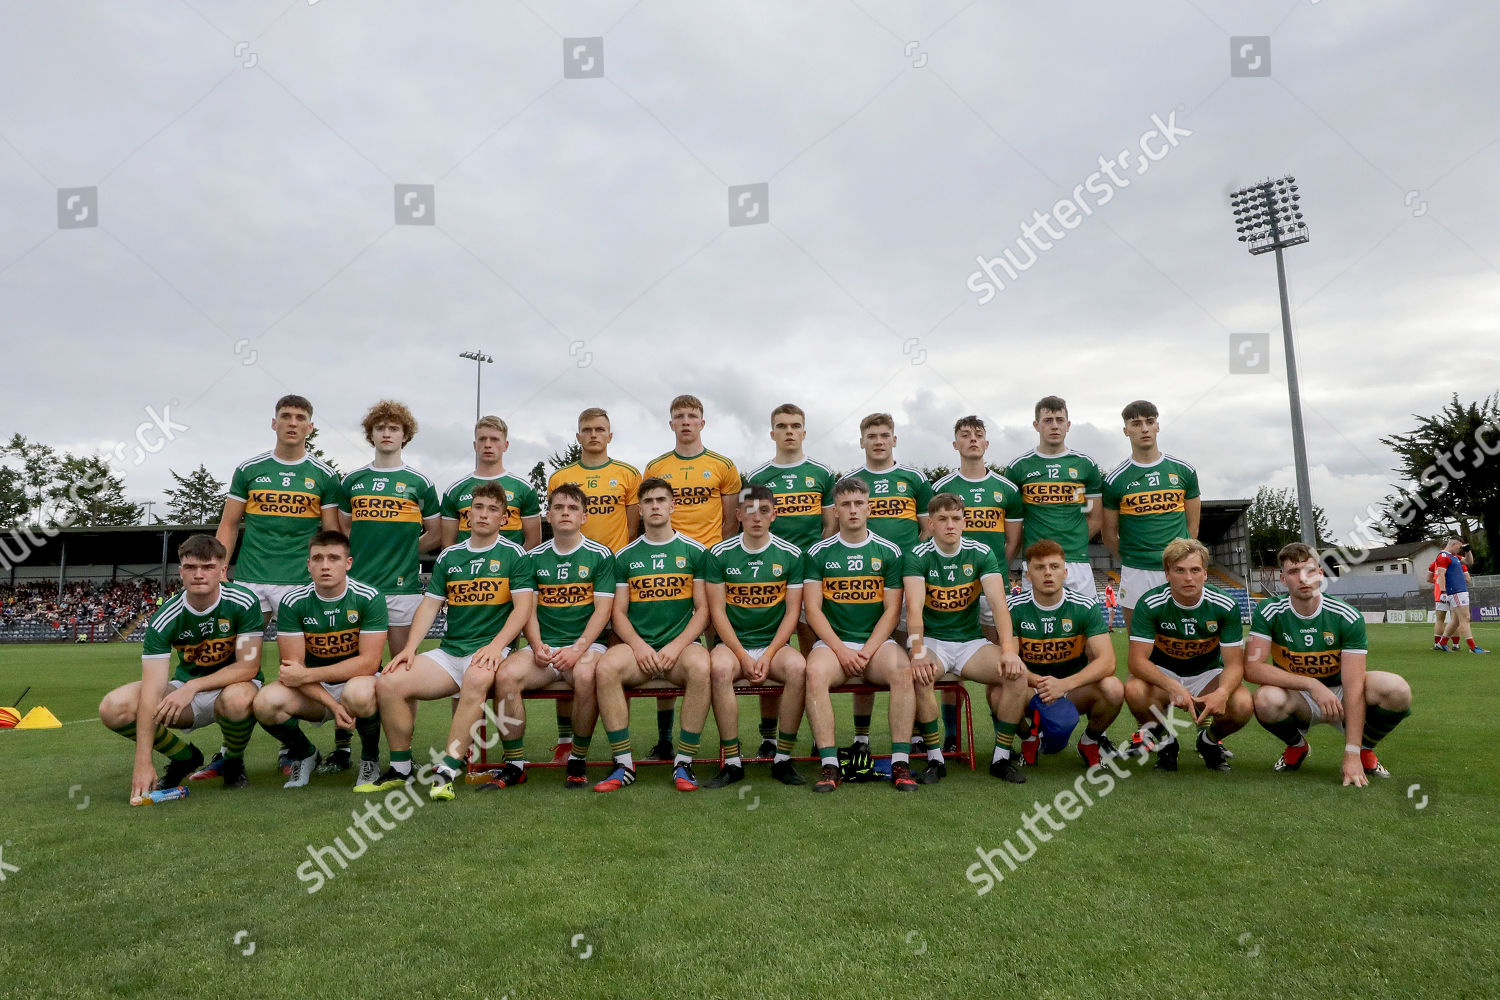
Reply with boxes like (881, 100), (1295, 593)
(706, 533), (804, 649)
(227, 452), (343, 585)
(850, 464), (932, 553)
(744, 458), (836, 551)
(1249, 594), (1365, 689)
(616, 532), (707, 648)
(1007, 589), (1106, 678)
(340, 464), (440, 594)
(1001, 449), (1104, 563)
(1129, 583), (1242, 674)
(804, 531), (903, 644)
(427, 537), (534, 657)
(142, 583), (264, 683)
(931, 470), (1023, 552)
(529, 536), (617, 648)
(276, 579), (389, 667)
(904, 538), (1003, 643)
(440, 472), (540, 547)
(1103, 455), (1200, 570)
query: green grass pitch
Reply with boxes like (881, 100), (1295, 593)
(0, 625), (1496, 999)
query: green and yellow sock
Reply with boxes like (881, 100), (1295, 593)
(918, 718), (941, 756)
(390, 748), (413, 775)
(334, 727), (352, 752)
(355, 714), (381, 762)
(722, 739), (741, 765)
(993, 719), (1017, 761)
(1261, 716), (1306, 747)
(440, 753), (464, 775)
(607, 727), (632, 765)
(572, 732), (592, 759)
(217, 715), (256, 759)
(759, 716), (777, 743)
(853, 714), (871, 744)
(657, 706), (674, 745)
(890, 741), (912, 765)
(774, 729), (797, 761)
(556, 705), (573, 743)
(503, 738), (527, 766)
(941, 702), (959, 742)
(675, 729), (701, 763)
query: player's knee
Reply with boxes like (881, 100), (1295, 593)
(98, 687), (133, 727)
(1368, 671), (1412, 710)
(217, 684), (256, 719)
(251, 685), (287, 723)
(1123, 676), (1149, 704)
(1253, 684), (1288, 719)
(1099, 676), (1125, 706)
(709, 655), (735, 685)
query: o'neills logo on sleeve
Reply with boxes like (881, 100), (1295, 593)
(350, 495), (422, 523)
(1119, 490), (1186, 516)
(246, 489), (320, 517)
(447, 578), (512, 606)
(1020, 482), (1083, 505)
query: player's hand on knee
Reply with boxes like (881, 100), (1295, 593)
(154, 686), (194, 725)
(332, 703), (356, 729)
(1035, 677), (1063, 704)
(1000, 651), (1024, 680)
(387, 650), (415, 673)
(1311, 686), (1343, 721)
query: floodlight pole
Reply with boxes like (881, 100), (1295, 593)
(1273, 241), (1316, 547)
(458, 350), (494, 423)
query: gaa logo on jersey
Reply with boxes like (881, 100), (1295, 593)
(489, 560), (502, 573)
(578, 565), (589, 579)
(217, 619), (231, 634)
(676, 556), (687, 569)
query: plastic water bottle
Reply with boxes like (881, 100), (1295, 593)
(131, 786), (189, 806)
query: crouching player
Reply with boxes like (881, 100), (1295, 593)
(356, 483), (534, 800)
(803, 477), (918, 793)
(705, 484), (809, 787)
(903, 493), (1029, 784)
(1246, 542), (1412, 785)
(99, 534), (264, 799)
(1008, 540), (1123, 768)
(593, 477), (712, 792)
(485, 483), (615, 790)
(1124, 538), (1250, 772)
(255, 530), (387, 788)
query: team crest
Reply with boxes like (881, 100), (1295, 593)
(963, 563), (974, 577)
(348, 610), (359, 623)
(1323, 631), (1335, 645)
(304, 478), (316, 490)
(1061, 618), (1073, 631)
(805, 477), (815, 487)
(993, 492), (1004, 503)
(772, 563), (783, 577)
(1068, 467), (1078, 479)
(609, 479), (618, 487)
(703, 470), (712, 479)
(897, 482), (907, 493)
(395, 482), (406, 493)
(217, 619), (231, 634)
(872, 558), (882, 571)
(1206, 620), (1218, 633)
(676, 556), (687, 569)
(1168, 474), (1180, 486)
(489, 560), (502, 573)
(578, 565), (590, 579)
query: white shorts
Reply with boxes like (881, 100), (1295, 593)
(167, 678), (263, 732)
(1434, 595), (1450, 611)
(422, 647), (510, 689)
(1022, 562), (1097, 599)
(811, 638), (900, 653)
(1120, 567), (1167, 611)
(921, 636), (991, 679)
(1448, 592), (1470, 608)
(1155, 665), (1222, 698)
(242, 582), (301, 617)
(544, 643), (608, 683)
(384, 593), (423, 628)
(1299, 683), (1346, 728)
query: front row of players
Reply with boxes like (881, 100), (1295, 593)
(99, 481), (1414, 801)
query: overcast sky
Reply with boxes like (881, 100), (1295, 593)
(2, 1), (1496, 541)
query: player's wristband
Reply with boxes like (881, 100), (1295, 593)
(1343, 744), (1360, 754)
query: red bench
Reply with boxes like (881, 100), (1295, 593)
(468, 679), (976, 772)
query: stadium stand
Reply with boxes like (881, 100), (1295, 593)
(0, 580), (170, 643)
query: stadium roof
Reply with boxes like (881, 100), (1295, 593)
(1, 524), (217, 569)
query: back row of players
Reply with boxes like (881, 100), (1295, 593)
(99, 393), (1413, 801)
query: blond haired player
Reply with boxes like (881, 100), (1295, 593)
(440, 415), (541, 551)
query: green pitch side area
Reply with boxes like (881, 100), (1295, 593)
(0, 626), (1495, 999)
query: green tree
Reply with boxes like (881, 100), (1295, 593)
(48, 455), (141, 526)
(1246, 485), (1331, 567)
(0, 464), (27, 527)
(163, 464), (227, 524)
(1379, 393), (1500, 572)
(528, 460), (547, 499)
(920, 464), (953, 483)
(3, 434), (59, 524)
(305, 428), (341, 476)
